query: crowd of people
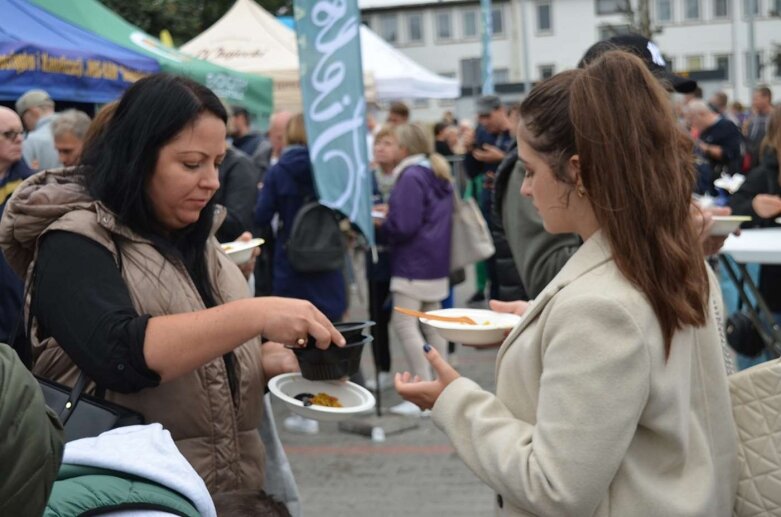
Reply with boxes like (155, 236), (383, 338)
(0, 29), (779, 517)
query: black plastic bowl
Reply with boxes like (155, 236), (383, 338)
(294, 321), (375, 381)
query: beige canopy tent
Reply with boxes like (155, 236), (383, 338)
(180, 0), (459, 112)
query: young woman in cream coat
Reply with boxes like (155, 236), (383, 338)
(396, 51), (739, 516)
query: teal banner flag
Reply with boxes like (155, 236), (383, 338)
(480, 0), (494, 95)
(293, 0), (374, 245)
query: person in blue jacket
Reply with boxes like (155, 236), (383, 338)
(254, 113), (346, 323)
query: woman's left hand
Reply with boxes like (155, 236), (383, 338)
(235, 231), (260, 279)
(261, 341), (300, 379)
(395, 345), (460, 411)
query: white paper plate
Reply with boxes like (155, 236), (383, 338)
(220, 238), (264, 265)
(419, 308), (522, 347)
(268, 373), (375, 422)
(709, 216), (751, 236)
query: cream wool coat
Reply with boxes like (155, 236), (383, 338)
(433, 231), (739, 516)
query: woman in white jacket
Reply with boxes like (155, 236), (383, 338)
(396, 51), (739, 516)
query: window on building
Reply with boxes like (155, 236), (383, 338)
(461, 58), (482, 92)
(492, 7), (505, 35)
(413, 98), (430, 109)
(713, 0), (731, 16)
(743, 0), (760, 15)
(656, 0), (673, 21)
(685, 55), (704, 70)
(539, 64), (555, 79)
(406, 13), (423, 43)
(494, 68), (510, 83)
(462, 10), (478, 38)
(537, 1), (553, 32)
(436, 11), (453, 40)
(772, 0), (781, 13)
(745, 51), (762, 80)
(598, 24), (631, 40)
(684, 0), (701, 19)
(596, 0), (629, 14)
(715, 54), (731, 80)
(379, 14), (398, 43)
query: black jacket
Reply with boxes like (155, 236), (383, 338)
(729, 149), (781, 311)
(214, 147), (259, 243)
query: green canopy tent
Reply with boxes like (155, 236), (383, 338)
(30, 0), (273, 117)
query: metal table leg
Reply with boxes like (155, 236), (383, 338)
(719, 255), (781, 357)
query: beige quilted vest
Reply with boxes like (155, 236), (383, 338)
(3, 169), (265, 494)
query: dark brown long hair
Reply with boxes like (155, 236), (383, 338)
(520, 51), (708, 356)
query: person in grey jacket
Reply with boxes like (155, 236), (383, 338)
(16, 89), (61, 170)
(498, 34), (703, 299)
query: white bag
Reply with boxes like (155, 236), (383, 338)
(450, 194), (495, 273)
(729, 359), (781, 516)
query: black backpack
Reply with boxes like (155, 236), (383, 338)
(285, 199), (346, 273)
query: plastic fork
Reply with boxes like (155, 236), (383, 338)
(393, 307), (478, 325)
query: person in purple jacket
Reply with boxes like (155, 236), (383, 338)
(377, 123), (454, 416)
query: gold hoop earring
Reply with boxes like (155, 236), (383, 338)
(576, 185), (586, 198)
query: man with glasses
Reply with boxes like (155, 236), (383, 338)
(15, 89), (60, 170)
(0, 106), (33, 345)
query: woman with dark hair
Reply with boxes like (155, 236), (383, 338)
(395, 52), (738, 515)
(0, 73), (343, 493)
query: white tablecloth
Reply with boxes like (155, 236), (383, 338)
(721, 228), (781, 265)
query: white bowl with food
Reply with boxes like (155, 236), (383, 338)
(268, 373), (375, 422)
(220, 238), (264, 265)
(420, 308), (522, 347)
(709, 216), (751, 236)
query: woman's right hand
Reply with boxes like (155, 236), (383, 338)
(256, 297), (345, 349)
(752, 194), (781, 219)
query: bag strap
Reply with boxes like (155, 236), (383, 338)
(58, 371), (89, 424)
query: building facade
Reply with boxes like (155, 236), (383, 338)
(359, 0), (781, 122)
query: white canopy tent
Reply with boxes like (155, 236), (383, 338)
(180, 0), (460, 112)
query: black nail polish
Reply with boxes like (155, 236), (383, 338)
(423, 343), (431, 353)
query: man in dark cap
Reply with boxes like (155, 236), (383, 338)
(494, 34), (717, 304)
(229, 106), (264, 157)
(463, 94), (515, 303)
(578, 34), (697, 93)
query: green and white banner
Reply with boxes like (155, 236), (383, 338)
(294, 0), (374, 245)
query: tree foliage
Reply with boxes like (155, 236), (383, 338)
(98, 0), (292, 45)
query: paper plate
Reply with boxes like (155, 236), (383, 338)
(268, 373), (375, 422)
(420, 308), (522, 347)
(709, 215), (751, 236)
(220, 238), (264, 265)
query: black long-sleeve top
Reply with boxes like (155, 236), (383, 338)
(32, 231), (160, 393)
(728, 149), (781, 312)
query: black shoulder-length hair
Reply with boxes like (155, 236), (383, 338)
(80, 73), (228, 307)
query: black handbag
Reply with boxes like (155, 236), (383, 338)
(37, 372), (144, 442)
(726, 311), (766, 358)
